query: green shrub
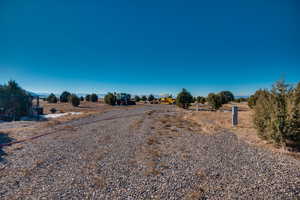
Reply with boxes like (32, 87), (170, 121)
(47, 93), (58, 103)
(289, 82), (300, 142)
(219, 91), (234, 104)
(207, 93), (222, 110)
(50, 108), (57, 114)
(104, 93), (116, 105)
(148, 94), (155, 102)
(253, 91), (272, 140)
(134, 95), (141, 102)
(80, 96), (84, 101)
(200, 97), (206, 104)
(176, 88), (193, 109)
(248, 89), (269, 109)
(90, 93), (98, 102)
(60, 91), (71, 103)
(234, 97), (248, 103)
(196, 96), (206, 104)
(253, 80), (300, 146)
(85, 94), (90, 101)
(0, 80), (32, 120)
(141, 95), (147, 101)
(68, 94), (80, 107)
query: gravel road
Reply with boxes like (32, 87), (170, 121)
(0, 105), (299, 199)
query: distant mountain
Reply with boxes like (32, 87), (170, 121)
(29, 92), (249, 99)
(27, 91), (40, 97)
(76, 93), (106, 98)
(33, 92), (107, 98)
(235, 95), (249, 99)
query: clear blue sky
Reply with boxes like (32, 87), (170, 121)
(0, 0), (299, 96)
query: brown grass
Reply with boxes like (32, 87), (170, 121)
(92, 175), (106, 189)
(184, 187), (206, 200)
(185, 103), (254, 134)
(185, 103), (300, 160)
(39, 101), (108, 114)
(129, 118), (144, 130)
(137, 113), (201, 176)
(40, 100), (145, 114)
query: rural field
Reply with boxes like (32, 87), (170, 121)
(1, 103), (299, 199)
(1, 0), (299, 199)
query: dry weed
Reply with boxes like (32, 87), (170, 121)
(184, 187), (206, 200)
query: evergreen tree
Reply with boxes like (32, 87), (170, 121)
(207, 93), (222, 110)
(47, 93), (58, 103)
(104, 93), (116, 105)
(176, 88), (193, 109)
(60, 91), (71, 103)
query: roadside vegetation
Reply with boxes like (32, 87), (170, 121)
(84, 93), (98, 102)
(104, 93), (116, 105)
(176, 88), (193, 109)
(85, 94), (91, 101)
(1, 79), (299, 152)
(207, 93), (222, 110)
(252, 80), (300, 148)
(69, 94), (80, 107)
(0, 80), (32, 120)
(196, 96), (206, 104)
(248, 89), (269, 109)
(142, 95), (147, 101)
(60, 91), (71, 103)
(134, 95), (141, 102)
(148, 94), (155, 102)
(47, 93), (58, 103)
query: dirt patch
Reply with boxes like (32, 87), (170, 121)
(135, 112), (204, 176)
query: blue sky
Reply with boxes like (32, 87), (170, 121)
(0, 0), (299, 96)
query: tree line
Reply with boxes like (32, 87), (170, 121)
(174, 89), (235, 110)
(1, 79), (299, 148)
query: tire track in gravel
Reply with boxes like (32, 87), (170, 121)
(0, 108), (152, 148)
(1, 105), (300, 199)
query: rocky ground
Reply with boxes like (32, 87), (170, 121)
(0, 104), (299, 199)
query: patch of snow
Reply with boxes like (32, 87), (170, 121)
(41, 112), (82, 119)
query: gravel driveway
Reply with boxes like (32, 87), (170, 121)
(0, 105), (299, 199)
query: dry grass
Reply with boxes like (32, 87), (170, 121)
(129, 118), (145, 130)
(185, 103), (254, 135)
(92, 175), (106, 189)
(184, 111), (231, 134)
(185, 102), (300, 160)
(184, 189), (206, 200)
(39, 101), (108, 114)
(137, 113), (204, 176)
(40, 100), (145, 114)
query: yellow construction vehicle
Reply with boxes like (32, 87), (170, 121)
(159, 97), (176, 105)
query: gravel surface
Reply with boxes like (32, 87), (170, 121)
(0, 105), (299, 199)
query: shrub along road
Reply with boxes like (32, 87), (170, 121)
(0, 105), (299, 199)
